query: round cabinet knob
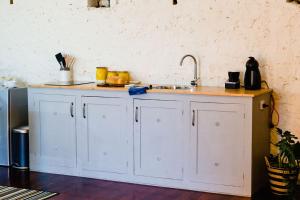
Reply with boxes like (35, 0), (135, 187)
(156, 157), (161, 161)
(214, 162), (219, 167)
(215, 122), (220, 127)
(156, 118), (161, 123)
(102, 115), (106, 119)
(103, 152), (107, 156)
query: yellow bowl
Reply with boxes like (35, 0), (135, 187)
(118, 71), (130, 83)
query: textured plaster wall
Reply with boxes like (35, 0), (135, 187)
(0, 0), (299, 137)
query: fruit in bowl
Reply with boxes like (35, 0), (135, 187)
(106, 71), (130, 86)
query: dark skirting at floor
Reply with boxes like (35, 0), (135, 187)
(0, 167), (299, 200)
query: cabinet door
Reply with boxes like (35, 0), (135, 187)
(32, 94), (76, 168)
(190, 102), (245, 187)
(80, 97), (128, 174)
(134, 99), (184, 180)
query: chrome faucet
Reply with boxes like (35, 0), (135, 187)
(180, 54), (199, 86)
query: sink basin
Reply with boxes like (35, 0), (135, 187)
(152, 85), (191, 90)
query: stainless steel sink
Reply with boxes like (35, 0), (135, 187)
(152, 85), (191, 90)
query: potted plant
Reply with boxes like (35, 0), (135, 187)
(265, 128), (300, 199)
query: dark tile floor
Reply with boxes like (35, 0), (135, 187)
(0, 167), (299, 200)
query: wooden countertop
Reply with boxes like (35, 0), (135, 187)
(30, 84), (272, 97)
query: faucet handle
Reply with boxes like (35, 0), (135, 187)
(191, 80), (196, 86)
(191, 78), (200, 86)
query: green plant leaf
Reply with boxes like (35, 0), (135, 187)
(273, 128), (298, 168)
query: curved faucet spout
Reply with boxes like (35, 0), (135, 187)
(180, 54), (198, 85)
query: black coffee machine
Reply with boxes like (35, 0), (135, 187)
(244, 57), (261, 90)
(225, 72), (240, 89)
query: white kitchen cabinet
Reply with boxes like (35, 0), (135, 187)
(29, 94), (76, 170)
(79, 96), (128, 174)
(28, 87), (271, 197)
(190, 102), (245, 187)
(133, 99), (184, 180)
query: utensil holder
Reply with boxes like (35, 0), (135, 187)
(60, 70), (73, 82)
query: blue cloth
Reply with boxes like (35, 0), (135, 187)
(128, 86), (148, 95)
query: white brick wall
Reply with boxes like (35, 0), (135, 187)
(0, 0), (299, 138)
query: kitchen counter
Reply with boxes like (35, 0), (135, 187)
(30, 84), (272, 97)
(28, 83), (272, 197)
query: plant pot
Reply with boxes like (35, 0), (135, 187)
(265, 157), (299, 197)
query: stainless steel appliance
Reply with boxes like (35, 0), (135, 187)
(11, 126), (29, 169)
(0, 87), (28, 166)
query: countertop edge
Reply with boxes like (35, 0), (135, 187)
(29, 84), (273, 98)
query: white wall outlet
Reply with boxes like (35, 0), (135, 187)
(260, 100), (266, 110)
